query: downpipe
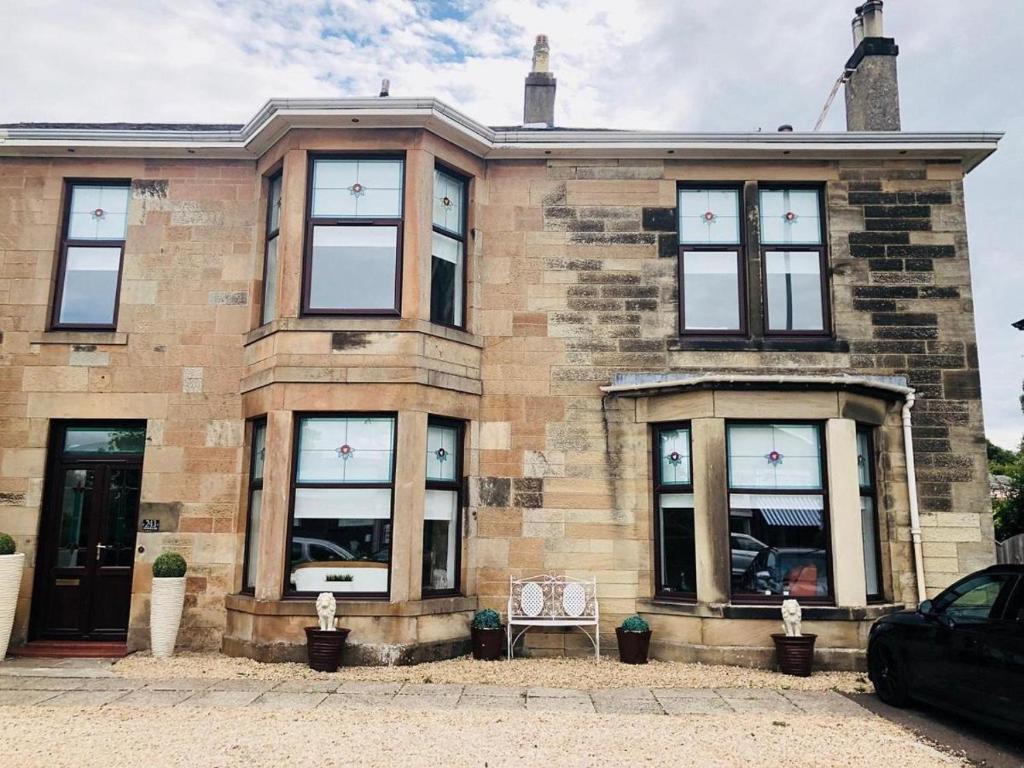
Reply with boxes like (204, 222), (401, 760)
(901, 393), (927, 605)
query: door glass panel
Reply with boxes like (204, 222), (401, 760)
(58, 469), (94, 568)
(100, 468), (141, 567)
(939, 574), (1013, 623)
(64, 426), (146, 454)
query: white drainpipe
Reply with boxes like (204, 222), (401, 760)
(901, 393), (927, 605)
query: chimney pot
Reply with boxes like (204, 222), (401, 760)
(379, 79), (390, 98)
(861, 0), (884, 37)
(523, 34), (556, 127)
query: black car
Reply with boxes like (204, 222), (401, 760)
(867, 564), (1024, 732)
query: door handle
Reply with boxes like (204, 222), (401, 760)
(95, 543), (110, 562)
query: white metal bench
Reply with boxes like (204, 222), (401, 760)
(506, 574), (599, 659)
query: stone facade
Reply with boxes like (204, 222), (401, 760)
(0, 113), (994, 667)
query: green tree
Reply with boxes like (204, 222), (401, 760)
(989, 439), (1024, 541)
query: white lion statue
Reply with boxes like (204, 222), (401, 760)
(781, 599), (802, 637)
(316, 591), (337, 632)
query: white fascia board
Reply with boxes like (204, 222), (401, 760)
(0, 97), (1002, 172)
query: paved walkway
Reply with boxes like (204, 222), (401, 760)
(0, 670), (869, 716)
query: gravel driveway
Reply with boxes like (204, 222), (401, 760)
(0, 655), (961, 767)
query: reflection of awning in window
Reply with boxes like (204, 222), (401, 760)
(760, 508), (823, 528)
(731, 493), (825, 528)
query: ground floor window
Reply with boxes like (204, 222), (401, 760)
(422, 418), (463, 595)
(653, 424), (696, 599)
(288, 414), (395, 597)
(857, 427), (883, 600)
(727, 422), (831, 602)
(243, 419), (266, 592)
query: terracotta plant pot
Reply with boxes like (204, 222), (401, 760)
(0, 553), (25, 660)
(616, 627), (652, 664)
(150, 576), (186, 659)
(772, 633), (817, 677)
(305, 627), (350, 672)
(471, 625), (504, 660)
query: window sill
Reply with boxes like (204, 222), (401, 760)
(226, 593), (477, 617)
(669, 337), (849, 353)
(245, 317), (482, 348)
(637, 598), (906, 621)
(31, 330), (128, 346)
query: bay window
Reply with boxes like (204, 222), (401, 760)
(758, 187), (828, 335)
(857, 428), (883, 600)
(422, 418), (463, 595)
(52, 181), (130, 329)
(653, 424), (697, 599)
(243, 420), (266, 592)
(431, 168), (467, 328)
(288, 415), (396, 597)
(303, 157), (404, 314)
(260, 172), (282, 325)
(677, 186), (744, 335)
(727, 422), (831, 602)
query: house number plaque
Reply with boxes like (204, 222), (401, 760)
(141, 519), (160, 532)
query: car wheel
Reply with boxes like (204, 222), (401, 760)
(868, 642), (910, 707)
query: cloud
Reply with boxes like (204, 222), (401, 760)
(2, 0), (1022, 446)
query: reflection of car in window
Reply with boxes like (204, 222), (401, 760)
(730, 533), (767, 580)
(291, 537), (357, 566)
(741, 547), (828, 597)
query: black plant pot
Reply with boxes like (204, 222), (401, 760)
(471, 626), (504, 661)
(771, 633), (817, 677)
(305, 626), (351, 672)
(616, 627), (651, 664)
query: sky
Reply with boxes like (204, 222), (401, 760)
(3, 0), (1021, 448)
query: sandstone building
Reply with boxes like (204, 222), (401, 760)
(0, 4), (1000, 668)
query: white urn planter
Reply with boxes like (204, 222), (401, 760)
(0, 552), (26, 660)
(150, 577), (186, 659)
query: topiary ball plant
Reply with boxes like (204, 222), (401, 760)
(471, 608), (502, 630)
(620, 614), (650, 633)
(0, 533), (15, 556)
(152, 552), (187, 578)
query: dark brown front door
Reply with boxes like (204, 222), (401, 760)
(32, 422), (145, 641)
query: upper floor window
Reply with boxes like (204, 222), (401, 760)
(758, 187), (828, 335)
(431, 168), (467, 328)
(653, 425), (696, 600)
(303, 156), (404, 315)
(677, 186), (744, 335)
(260, 173), (282, 326)
(52, 181), (130, 329)
(727, 422), (831, 602)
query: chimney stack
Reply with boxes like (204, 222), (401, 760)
(523, 35), (556, 127)
(844, 1), (900, 130)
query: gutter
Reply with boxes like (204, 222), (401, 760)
(902, 393), (927, 604)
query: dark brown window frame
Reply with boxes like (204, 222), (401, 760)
(242, 417), (267, 594)
(301, 153), (406, 317)
(430, 162), (470, 331)
(857, 425), (885, 602)
(652, 421), (697, 602)
(676, 183), (747, 338)
(259, 171), (283, 327)
(725, 419), (835, 606)
(757, 184), (832, 339)
(50, 179), (132, 331)
(284, 411), (398, 601)
(422, 416), (465, 598)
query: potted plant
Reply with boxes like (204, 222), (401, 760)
(306, 592), (349, 672)
(150, 552), (187, 659)
(0, 533), (24, 660)
(470, 608), (504, 661)
(616, 615), (652, 664)
(771, 599), (817, 677)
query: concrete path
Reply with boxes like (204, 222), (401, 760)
(0, 670), (870, 716)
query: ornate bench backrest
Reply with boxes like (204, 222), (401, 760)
(508, 574), (598, 621)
